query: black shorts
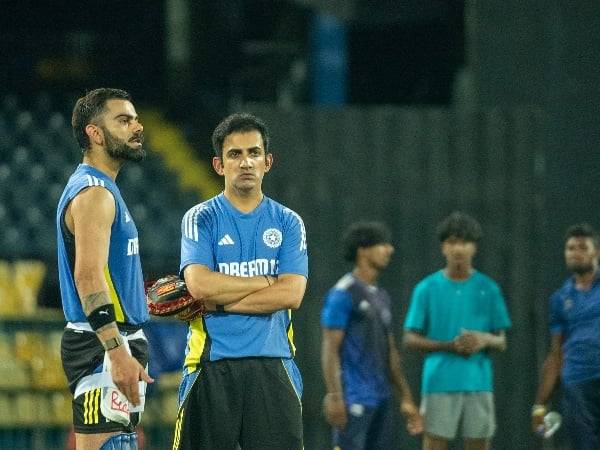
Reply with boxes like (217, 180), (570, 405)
(60, 326), (148, 434)
(172, 357), (303, 450)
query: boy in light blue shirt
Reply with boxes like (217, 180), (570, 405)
(404, 212), (511, 450)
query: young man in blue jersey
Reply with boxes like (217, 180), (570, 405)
(57, 88), (153, 450)
(321, 221), (422, 450)
(532, 223), (600, 450)
(403, 212), (511, 450)
(172, 113), (308, 450)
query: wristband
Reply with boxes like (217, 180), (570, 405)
(87, 304), (116, 331)
(531, 404), (547, 417)
(264, 275), (271, 286)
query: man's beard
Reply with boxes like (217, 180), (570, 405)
(567, 261), (595, 275)
(103, 127), (146, 162)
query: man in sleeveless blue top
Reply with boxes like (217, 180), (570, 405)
(57, 88), (153, 450)
(404, 212), (511, 450)
(532, 223), (600, 450)
(321, 221), (422, 450)
(171, 113), (308, 450)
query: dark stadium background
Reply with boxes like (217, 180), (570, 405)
(1, 1), (599, 449)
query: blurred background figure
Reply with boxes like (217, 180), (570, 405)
(403, 212), (511, 450)
(532, 223), (600, 450)
(321, 221), (422, 450)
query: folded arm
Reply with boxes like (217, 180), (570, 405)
(183, 263), (273, 304)
(403, 329), (506, 356)
(403, 330), (458, 354)
(455, 329), (507, 353)
(223, 273), (306, 314)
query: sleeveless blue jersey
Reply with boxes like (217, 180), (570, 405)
(321, 273), (393, 407)
(180, 193), (308, 367)
(56, 164), (148, 325)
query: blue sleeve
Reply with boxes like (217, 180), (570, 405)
(489, 283), (512, 331)
(321, 289), (353, 329)
(549, 292), (564, 335)
(404, 281), (428, 332)
(277, 209), (308, 277)
(180, 205), (215, 273)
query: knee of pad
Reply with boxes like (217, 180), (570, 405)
(99, 432), (138, 450)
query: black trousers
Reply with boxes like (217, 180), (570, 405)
(562, 377), (600, 450)
(172, 357), (303, 450)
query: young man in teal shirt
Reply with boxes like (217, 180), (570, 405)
(404, 212), (511, 450)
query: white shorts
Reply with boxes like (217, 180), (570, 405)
(420, 392), (496, 440)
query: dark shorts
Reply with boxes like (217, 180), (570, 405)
(172, 357), (303, 450)
(562, 377), (600, 450)
(60, 327), (148, 434)
(332, 398), (395, 450)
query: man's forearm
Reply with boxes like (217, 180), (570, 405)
(389, 360), (415, 403)
(186, 269), (271, 304)
(403, 332), (455, 353)
(322, 352), (343, 395)
(79, 291), (123, 347)
(535, 353), (562, 405)
(80, 290), (111, 315)
(203, 276), (272, 304)
(224, 277), (304, 313)
(482, 332), (506, 352)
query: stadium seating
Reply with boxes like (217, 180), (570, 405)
(0, 92), (198, 272)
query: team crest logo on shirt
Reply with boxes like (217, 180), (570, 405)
(263, 228), (282, 248)
(564, 298), (573, 311)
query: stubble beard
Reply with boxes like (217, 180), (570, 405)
(232, 175), (261, 196)
(568, 261), (595, 275)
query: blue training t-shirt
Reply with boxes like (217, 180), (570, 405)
(549, 275), (600, 385)
(321, 273), (393, 407)
(180, 193), (308, 369)
(404, 270), (511, 394)
(56, 164), (148, 325)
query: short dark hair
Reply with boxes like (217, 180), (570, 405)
(342, 221), (392, 262)
(212, 113), (270, 157)
(71, 88), (132, 152)
(565, 223), (600, 248)
(437, 211), (482, 243)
